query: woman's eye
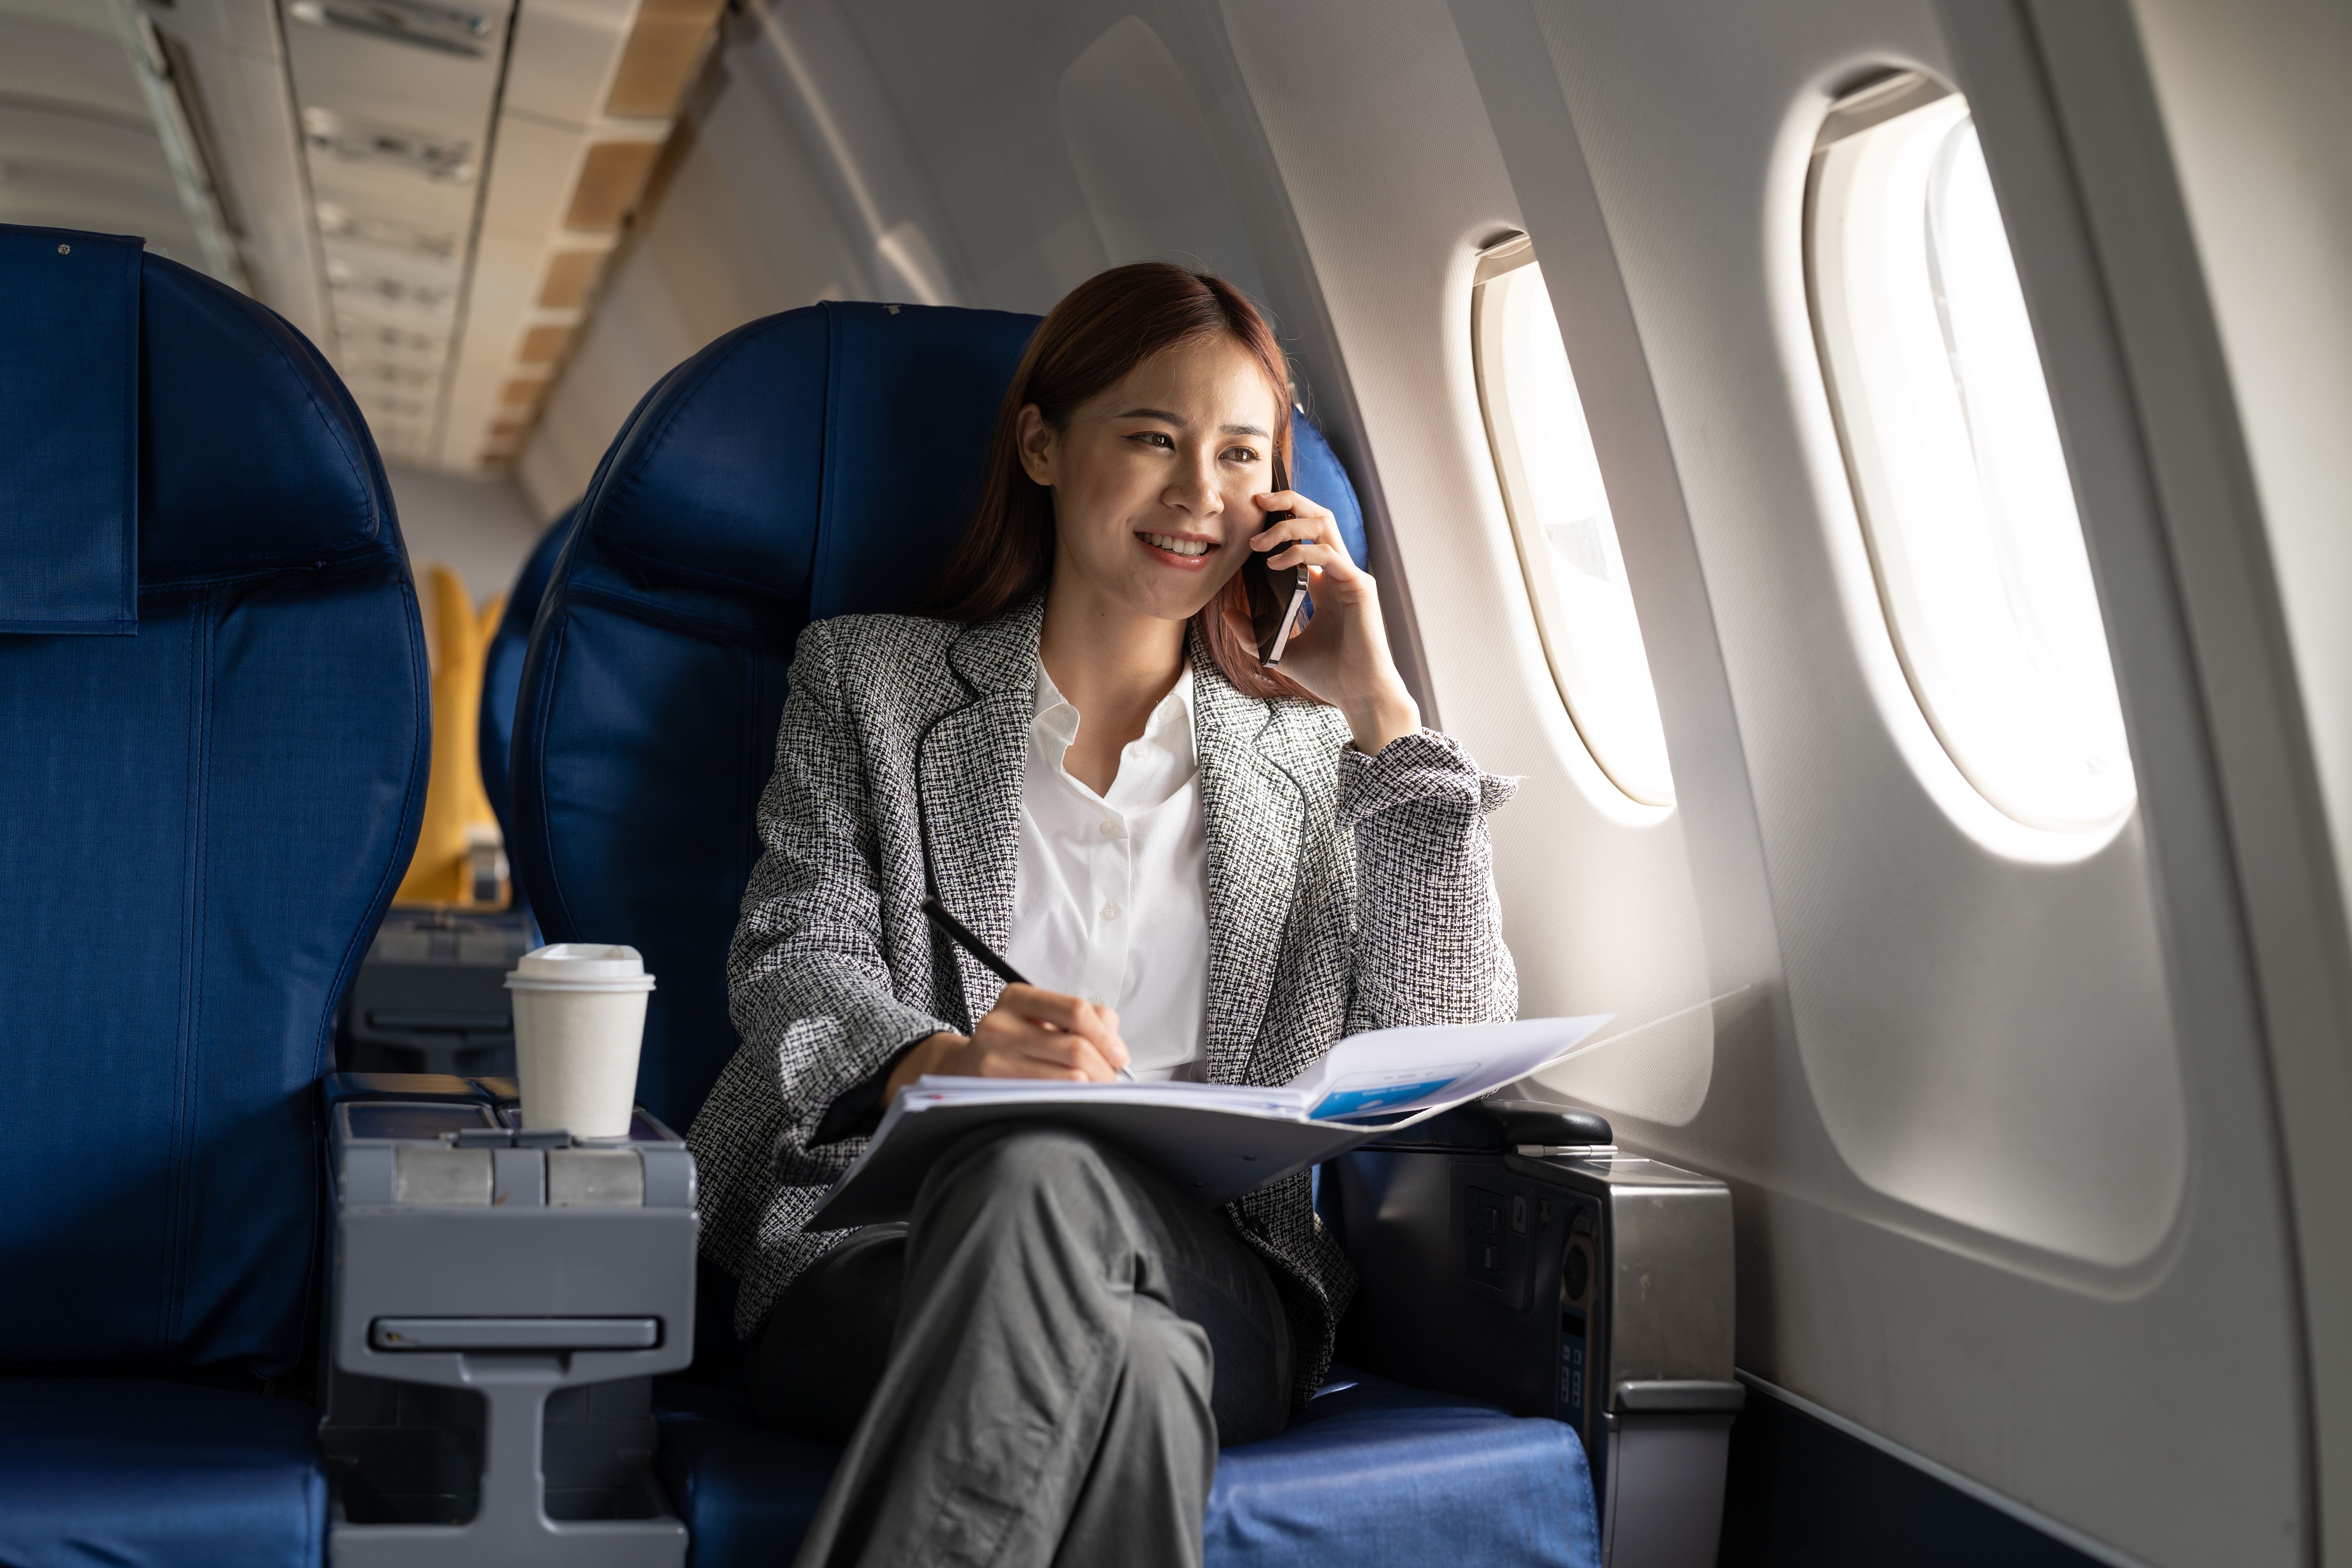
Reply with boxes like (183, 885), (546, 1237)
(1223, 446), (1261, 465)
(1131, 431), (1174, 449)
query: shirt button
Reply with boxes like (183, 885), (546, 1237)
(1101, 902), (1122, 923)
(1099, 820), (1120, 838)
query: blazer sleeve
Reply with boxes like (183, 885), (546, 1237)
(709, 622), (955, 1185)
(1337, 728), (1519, 1031)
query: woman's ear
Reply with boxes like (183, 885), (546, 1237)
(1015, 404), (1057, 487)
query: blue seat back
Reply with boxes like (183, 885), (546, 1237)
(510, 300), (1365, 1129)
(480, 508), (576, 852)
(0, 228), (427, 1379)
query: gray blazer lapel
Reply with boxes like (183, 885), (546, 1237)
(917, 596), (1042, 1025)
(1191, 647), (1304, 1085)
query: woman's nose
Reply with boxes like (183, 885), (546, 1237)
(1162, 451), (1224, 516)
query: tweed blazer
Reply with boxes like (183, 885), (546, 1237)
(687, 594), (1518, 1404)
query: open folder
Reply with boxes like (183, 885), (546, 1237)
(806, 1014), (1611, 1230)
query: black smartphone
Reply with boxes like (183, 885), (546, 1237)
(1242, 452), (1311, 666)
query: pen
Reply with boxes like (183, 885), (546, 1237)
(919, 896), (1134, 1082)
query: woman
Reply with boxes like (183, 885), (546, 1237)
(687, 262), (1517, 1567)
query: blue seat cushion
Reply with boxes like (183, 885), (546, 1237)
(1207, 1374), (1598, 1567)
(654, 1371), (1598, 1568)
(0, 1377), (327, 1568)
(655, 1380), (839, 1568)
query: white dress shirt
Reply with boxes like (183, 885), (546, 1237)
(1000, 659), (1210, 1081)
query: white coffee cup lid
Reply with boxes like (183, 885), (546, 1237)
(506, 942), (657, 992)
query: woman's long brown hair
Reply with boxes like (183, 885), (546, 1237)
(910, 262), (1319, 703)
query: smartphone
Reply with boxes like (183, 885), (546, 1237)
(1243, 453), (1312, 666)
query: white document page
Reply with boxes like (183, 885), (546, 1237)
(902, 1014), (1611, 1127)
(894, 1078), (1314, 1118)
(1280, 1014), (1612, 1121)
(811, 1014), (1614, 1228)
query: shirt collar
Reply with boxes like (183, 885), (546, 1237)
(1032, 659), (1197, 764)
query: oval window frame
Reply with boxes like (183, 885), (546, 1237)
(1805, 71), (2137, 840)
(1471, 234), (1676, 808)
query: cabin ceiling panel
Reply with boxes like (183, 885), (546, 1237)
(173, 0), (732, 474)
(0, 109), (176, 198)
(0, 9), (150, 119)
(0, 6), (184, 254)
(518, 9), (860, 511)
(280, 0), (509, 463)
(143, 1), (331, 343)
(0, 0), (456, 346)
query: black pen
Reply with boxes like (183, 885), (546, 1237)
(919, 896), (1134, 1082)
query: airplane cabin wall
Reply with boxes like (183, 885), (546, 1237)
(2123, 0), (2352, 1551)
(1212, 0), (1724, 1128)
(1381, 3), (2300, 1562)
(505, 3), (2341, 1564)
(2132, 0), (2352, 925)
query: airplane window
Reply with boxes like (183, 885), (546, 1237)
(1810, 77), (2135, 832)
(1472, 237), (1675, 806)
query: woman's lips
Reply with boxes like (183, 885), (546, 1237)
(1136, 531), (1217, 570)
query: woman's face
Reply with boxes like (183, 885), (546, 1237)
(1019, 335), (1283, 626)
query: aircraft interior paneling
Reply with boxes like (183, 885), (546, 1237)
(4, 0), (2349, 1564)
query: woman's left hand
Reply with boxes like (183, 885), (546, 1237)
(1243, 491), (1421, 753)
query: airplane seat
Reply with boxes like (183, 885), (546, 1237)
(651, 1365), (1594, 1568)
(327, 524), (573, 1081)
(0, 226), (429, 1567)
(480, 507), (578, 859)
(509, 298), (1598, 1566)
(509, 301), (1365, 1134)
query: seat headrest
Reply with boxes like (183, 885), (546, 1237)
(585, 301), (1042, 616)
(0, 224), (394, 629)
(0, 228), (139, 633)
(138, 249), (392, 581)
(579, 297), (1370, 616)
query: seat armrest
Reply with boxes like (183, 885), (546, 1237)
(316, 1073), (696, 1565)
(1489, 1099), (1614, 1150)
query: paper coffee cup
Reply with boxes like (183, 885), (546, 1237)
(505, 943), (656, 1139)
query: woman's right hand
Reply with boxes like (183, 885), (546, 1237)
(882, 985), (1130, 1101)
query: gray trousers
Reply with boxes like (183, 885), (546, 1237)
(750, 1125), (1294, 1568)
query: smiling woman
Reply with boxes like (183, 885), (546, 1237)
(683, 261), (1523, 1565)
(914, 263), (1424, 768)
(915, 263), (1310, 700)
